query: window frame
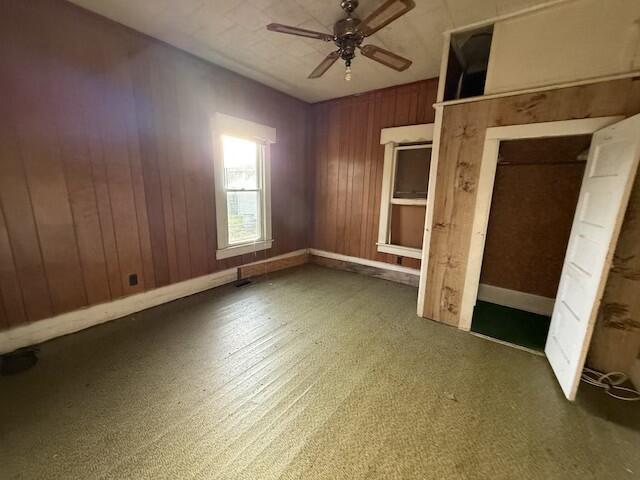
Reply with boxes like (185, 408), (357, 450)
(377, 123), (435, 259)
(213, 114), (275, 260)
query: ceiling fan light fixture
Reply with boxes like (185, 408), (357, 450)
(345, 65), (352, 82)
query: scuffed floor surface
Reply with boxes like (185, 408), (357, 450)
(1, 265), (638, 479)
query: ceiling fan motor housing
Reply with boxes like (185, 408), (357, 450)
(334, 17), (364, 66)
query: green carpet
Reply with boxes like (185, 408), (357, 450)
(471, 300), (551, 351)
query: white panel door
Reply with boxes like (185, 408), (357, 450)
(546, 114), (640, 400)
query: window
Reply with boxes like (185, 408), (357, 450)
(213, 114), (275, 260)
(377, 124), (434, 259)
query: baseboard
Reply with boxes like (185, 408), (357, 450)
(477, 283), (555, 316)
(238, 249), (308, 279)
(309, 249), (420, 287)
(0, 249), (307, 355)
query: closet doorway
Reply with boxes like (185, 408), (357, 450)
(470, 134), (591, 352)
(459, 115), (640, 400)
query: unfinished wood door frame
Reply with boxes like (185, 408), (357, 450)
(458, 116), (624, 331)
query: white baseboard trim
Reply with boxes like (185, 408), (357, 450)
(0, 249), (312, 355)
(477, 283), (555, 316)
(309, 249), (420, 276)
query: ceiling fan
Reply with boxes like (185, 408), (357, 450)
(267, 0), (415, 81)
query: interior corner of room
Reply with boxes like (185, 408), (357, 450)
(1, 0), (640, 478)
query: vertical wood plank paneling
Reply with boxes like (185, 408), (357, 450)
(177, 65), (208, 278)
(12, 7), (88, 315)
(309, 80), (439, 268)
(0, 207), (27, 327)
(325, 103), (342, 253)
(130, 46), (170, 287)
(0, 289), (6, 329)
(123, 45), (156, 292)
(0, 116), (51, 323)
(0, 9), (53, 323)
(364, 92), (384, 261)
(0, 0), (309, 331)
(77, 21), (124, 301)
(358, 98), (376, 259)
(348, 100), (368, 258)
(47, 15), (112, 306)
(100, 30), (147, 296)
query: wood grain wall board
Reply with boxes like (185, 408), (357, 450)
(96, 26), (147, 297)
(424, 102), (493, 325)
(479, 136), (589, 298)
(199, 67), (222, 275)
(480, 162), (585, 298)
(0, 207), (27, 328)
(358, 97), (377, 260)
(0, 0), (309, 331)
(46, 16), (113, 306)
(0, 23), (53, 325)
(309, 79), (438, 270)
(72, 19), (124, 301)
(125, 58), (157, 293)
(157, 52), (190, 282)
(176, 65), (209, 279)
(588, 166), (640, 373)
(130, 47), (170, 288)
(498, 136), (592, 165)
(0, 287), (6, 329)
(7, 6), (89, 315)
(424, 78), (640, 332)
(364, 92), (385, 262)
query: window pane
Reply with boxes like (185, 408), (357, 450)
(390, 204), (426, 248)
(227, 191), (260, 244)
(222, 135), (258, 190)
(393, 147), (431, 199)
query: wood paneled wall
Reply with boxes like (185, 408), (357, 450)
(0, 0), (309, 331)
(422, 78), (640, 373)
(309, 79), (438, 269)
(480, 137), (590, 298)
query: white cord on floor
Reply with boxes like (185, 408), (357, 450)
(581, 367), (640, 401)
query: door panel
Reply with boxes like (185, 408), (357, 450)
(546, 114), (640, 400)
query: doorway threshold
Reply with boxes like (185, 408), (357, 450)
(469, 331), (545, 356)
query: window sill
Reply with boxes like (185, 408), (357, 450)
(390, 198), (427, 206)
(376, 243), (422, 259)
(216, 239), (273, 260)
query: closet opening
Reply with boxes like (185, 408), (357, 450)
(470, 135), (592, 351)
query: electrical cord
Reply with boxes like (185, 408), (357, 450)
(581, 367), (640, 401)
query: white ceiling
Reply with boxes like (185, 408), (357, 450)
(67, 0), (553, 102)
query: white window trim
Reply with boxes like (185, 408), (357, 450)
(377, 123), (434, 260)
(213, 113), (276, 260)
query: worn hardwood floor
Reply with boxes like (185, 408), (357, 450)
(0, 265), (638, 479)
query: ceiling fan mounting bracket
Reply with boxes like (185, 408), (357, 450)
(340, 0), (360, 15)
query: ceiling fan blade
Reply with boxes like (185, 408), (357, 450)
(360, 44), (412, 71)
(359, 0), (416, 37)
(266, 23), (334, 42)
(308, 51), (341, 79)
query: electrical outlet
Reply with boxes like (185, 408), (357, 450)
(128, 273), (138, 286)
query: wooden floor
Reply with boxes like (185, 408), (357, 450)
(0, 265), (638, 479)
